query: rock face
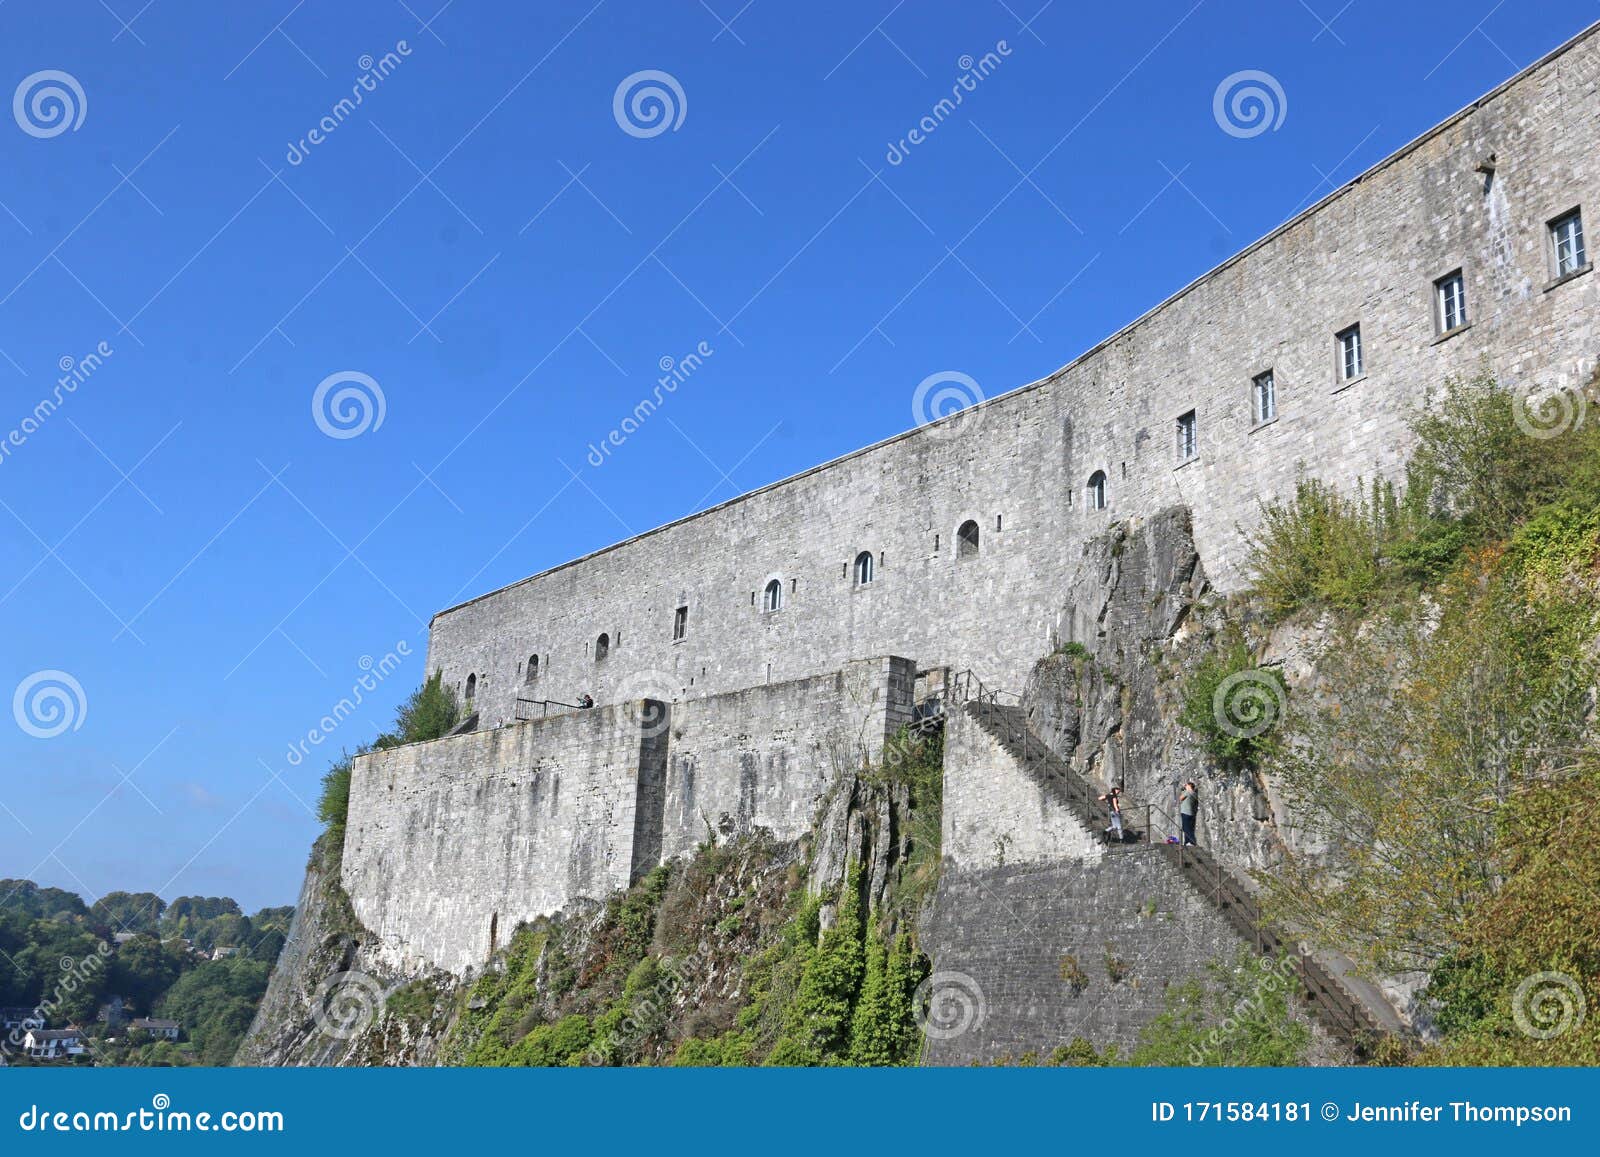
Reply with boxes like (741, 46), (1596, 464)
(235, 838), (450, 1067)
(239, 754), (924, 1066)
(1023, 506), (1282, 870)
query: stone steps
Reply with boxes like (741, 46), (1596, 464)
(962, 698), (1403, 1057)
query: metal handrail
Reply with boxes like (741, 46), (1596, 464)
(959, 687), (1391, 1054)
(513, 695), (585, 720)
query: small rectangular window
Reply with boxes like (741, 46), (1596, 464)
(1337, 324), (1363, 382)
(1252, 370), (1276, 425)
(672, 606), (687, 641)
(1435, 271), (1467, 332)
(1551, 209), (1587, 277)
(1176, 410), (1197, 463)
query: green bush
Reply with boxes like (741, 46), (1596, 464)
(1050, 1037), (1115, 1066)
(1248, 374), (1600, 618)
(1249, 478), (1387, 616)
(1129, 950), (1309, 1066)
(505, 1013), (593, 1066)
(1178, 638), (1285, 769)
(847, 921), (923, 1065)
(767, 867), (866, 1065)
(316, 757), (352, 837)
(375, 671), (460, 749)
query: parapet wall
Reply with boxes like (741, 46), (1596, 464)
(343, 657), (914, 974)
(661, 656), (916, 862)
(343, 701), (650, 974)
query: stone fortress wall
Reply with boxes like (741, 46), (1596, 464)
(345, 657), (914, 973)
(349, 28), (1600, 976)
(427, 26), (1600, 728)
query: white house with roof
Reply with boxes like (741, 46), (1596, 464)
(23, 1028), (86, 1060)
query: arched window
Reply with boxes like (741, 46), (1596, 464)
(957, 520), (980, 559)
(595, 633), (610, 661)
(465, 673), (477, 701)
(525, 655), (539, 683)
(1088, 471), (1107, 511)
(854, 551), (874, 586)
(763, 579), (783, 612)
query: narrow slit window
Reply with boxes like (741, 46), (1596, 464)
(1176, 410), (1198, 463)
(1252, 370), (1276, 425)
(1435, 271), (1467, 332)
(672, 606), (688, 641)
(1337, 324), (1363, 382)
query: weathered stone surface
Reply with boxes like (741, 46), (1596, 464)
(921, 854), (1297, 1063)
(427, 29), (1600, 731)
(942, 703), (1103, 870)
(1023, 507), (1284, 870)
(343, 657), (914, 974)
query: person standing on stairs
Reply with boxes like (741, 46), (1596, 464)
(1179, 781), (1199, 846)
(1099, 786), (1123, 842)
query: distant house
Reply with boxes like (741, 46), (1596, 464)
(112, 931), (139, 946)
(129, 1017), (180, 1041)
(23, 1028), (86, 1060)
(211, 945), (238, 959)
(0, 1007), (44, 1032)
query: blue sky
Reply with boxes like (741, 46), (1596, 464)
(1, 0), (1592, 910)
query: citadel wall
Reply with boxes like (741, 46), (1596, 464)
(343, 657), (914, 973)
(428, 26), (1600, 726)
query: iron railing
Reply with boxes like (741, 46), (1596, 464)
(513, 696), (586, 722)
(956, 689), (1392, 1055)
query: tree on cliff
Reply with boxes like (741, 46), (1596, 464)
(317, 673), (460, 849)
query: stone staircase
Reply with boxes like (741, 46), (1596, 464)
(963, 697), (1404, 1058)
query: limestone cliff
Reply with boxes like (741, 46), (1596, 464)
(1023, 505), (1281, 868)
(237, 764), (924, 1067)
